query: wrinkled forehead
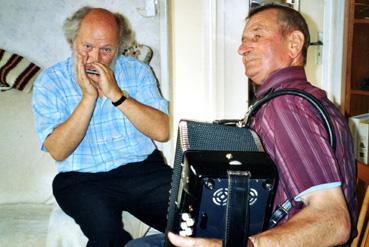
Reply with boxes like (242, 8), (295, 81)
(247, 9), (279, 27)
(244, 9), (280, 34)
(76, 13), (119, 46)
(82, 9), (118, 27)
(79, 10), (119, 36)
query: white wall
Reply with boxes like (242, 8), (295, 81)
(170, 0), (210, 124)
(301, 0), (324, 87)
(170, 0), (249, 133)
(297, 0), (346, 106)
(217, 0), (250, 119)
(322, 0), (346, 107)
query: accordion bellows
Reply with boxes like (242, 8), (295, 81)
(0, 49), (41, 92)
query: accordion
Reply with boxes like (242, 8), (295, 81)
(164, 120), (277, 247)
(164, 89), (335, 247)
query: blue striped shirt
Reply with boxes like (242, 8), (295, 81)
(32, 55), (168, 173)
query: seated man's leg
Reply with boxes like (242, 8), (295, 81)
(125, 233), (165, 247)
(122, 150), (172, 232)
(52, 172), (132, 247)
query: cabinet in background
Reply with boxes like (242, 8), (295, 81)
(344, 0), (369, 117)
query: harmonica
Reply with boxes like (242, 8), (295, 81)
(85, 69), (100, 75)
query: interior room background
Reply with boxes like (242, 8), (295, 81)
(0, 0), (346, 196)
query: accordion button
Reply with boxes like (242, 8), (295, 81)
(180, 222), (187, 230)
(185, 228), (193, 236)
(179, 227), (193, 237)
(186, 218), (195, 226)
(181, 213), (191, 221)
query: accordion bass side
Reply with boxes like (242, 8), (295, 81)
(174, 150), (276, 238)
(164, 120), (277, 247)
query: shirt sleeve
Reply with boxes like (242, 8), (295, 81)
(121, 60), (168, 114)
(32, 71), (69, 151)
(256, 96), (342, 199)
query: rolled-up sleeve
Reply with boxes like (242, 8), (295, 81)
(32, 71), (68, 151)
(118, 59), (168, 115)
(137, 63), (168, 114)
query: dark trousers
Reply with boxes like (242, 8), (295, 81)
(52, 150), (172, 247)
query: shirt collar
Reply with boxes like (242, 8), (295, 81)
(255, 66), (307, 99)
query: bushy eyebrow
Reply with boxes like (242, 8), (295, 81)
(250, 24), (266, 33)
(241, 24), (265, 41)
(81, 42), (115, 48)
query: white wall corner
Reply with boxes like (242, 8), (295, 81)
(322, 0), (345, 107)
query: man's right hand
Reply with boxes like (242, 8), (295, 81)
(75, 53), (98, 99)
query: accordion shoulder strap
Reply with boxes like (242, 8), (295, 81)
(217, 89), (337, 229)
(246, 89), (337, 228)
(245, 88), (336, 151)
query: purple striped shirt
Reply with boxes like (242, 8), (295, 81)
(251, 66), (357, 229)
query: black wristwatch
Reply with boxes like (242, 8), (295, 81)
(112, 90), (129, 107)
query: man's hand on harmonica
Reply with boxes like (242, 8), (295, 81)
(87, 62), (123, 102)
(75, 53), (98, 99)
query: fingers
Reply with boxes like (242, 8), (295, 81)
(75, 53), (84, 76)
(88, 62), (120, 100)
(168, 232), (196, 247)
(89, 62), (111, 78)
(75, 53), (98, 97)
(88, 63), (110, 90)
(75, 53), (91, 81)
(167, 232), (222, 247)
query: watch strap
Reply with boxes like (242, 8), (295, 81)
(112, 91), (128, 107)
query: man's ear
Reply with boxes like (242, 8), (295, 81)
(287, 30), (304, 59)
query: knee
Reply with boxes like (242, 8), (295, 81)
(78, 210), (122, 233)
(125, 234), (165, 247)
(87, 231), (131, 247)
(82, 215), (132, 246)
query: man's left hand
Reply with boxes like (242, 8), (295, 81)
(87, 62), (122, 101)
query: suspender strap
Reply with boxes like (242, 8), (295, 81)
(245, 89), (336, 151)
(250, 89), (336, 228)
(223, 170), (251, 247)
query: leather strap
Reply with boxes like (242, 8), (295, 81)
(223, 170), (251, 247)
(245, 89), (336, 151)
(112, 90), (129, 107)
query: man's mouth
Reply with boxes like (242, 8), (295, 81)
(244, 56), (257, 67)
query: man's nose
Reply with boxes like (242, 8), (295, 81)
(87, 48), (101, 62)
(238, 42), (250, 56)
